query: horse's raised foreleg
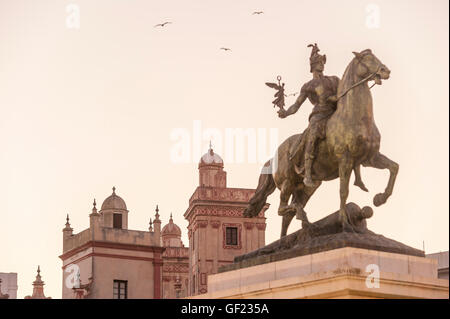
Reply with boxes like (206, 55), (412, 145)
(353, 165), (369, 192)
(339, 154), (354, 232)
(364, 152), (399, 206)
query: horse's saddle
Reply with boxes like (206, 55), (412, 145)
(288, 115), (332, 173)
(288, 128), (309, 174)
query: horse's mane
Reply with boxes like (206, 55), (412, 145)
(339, 49), (373, 95)
(338, 58), (358, 95)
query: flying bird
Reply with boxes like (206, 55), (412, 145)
(252, 11), (264, 15)
(220, 47), (232, 52)
(154, 22), (172, 28)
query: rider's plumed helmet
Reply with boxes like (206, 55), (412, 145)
(308, 43), (326, 72)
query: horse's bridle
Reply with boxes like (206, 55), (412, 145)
(336, 56), (381, 101)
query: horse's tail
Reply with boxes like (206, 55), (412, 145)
(244, 160), (276, 217)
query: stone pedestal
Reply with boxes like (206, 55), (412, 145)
(189, 247), (449, 299)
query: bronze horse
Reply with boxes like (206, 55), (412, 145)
(244, 49), (398, 236)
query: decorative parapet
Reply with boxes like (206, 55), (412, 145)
(63, 228), (91, 254)
(186, 205), (265, 221)
(62, 227), (161, 256)
(163, 247), (190, 258)
(188, 187), (256, 206)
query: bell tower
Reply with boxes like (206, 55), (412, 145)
(184, 146), (268, 296)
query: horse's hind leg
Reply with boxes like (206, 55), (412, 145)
(278, 180), (296, 238)
(281, 212), (295, 238)
(244, 160), (276, 218)
(364, 152), (399, 206)
(277, 180), (295, 216)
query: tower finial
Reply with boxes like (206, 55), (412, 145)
(149, 218), (153, 231)
(112, 186), (116, 194)
(209, 140), (214, 155)
(155, 205), (160, 220)
(65, 214), (71, 228)
(64, 213), (74, 233)
(37, 265), (40, 275)
(170, 212), (173, 220)
(91, 198), (98, 215)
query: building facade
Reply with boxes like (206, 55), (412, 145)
(184, 147), (268, 296)
(0, 272), (17, 299)
(59, 148), (268, 299)
(161, 213), (189, 299)
(59, 188), (164, 299)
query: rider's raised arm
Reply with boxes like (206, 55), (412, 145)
(285, 84), (308, 116)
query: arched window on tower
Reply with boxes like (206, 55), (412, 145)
(113, 213), (122, 229)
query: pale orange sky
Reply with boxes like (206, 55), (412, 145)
(0, 0), (448, 299)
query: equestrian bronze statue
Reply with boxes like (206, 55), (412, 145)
(244, 44), (398, 237)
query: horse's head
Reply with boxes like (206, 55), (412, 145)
(352, 49), (390, 85)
